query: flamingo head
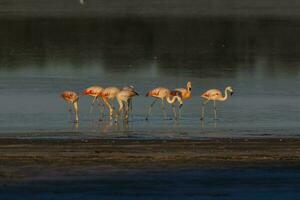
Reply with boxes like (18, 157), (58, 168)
(226, 86), (234, 96)
(187, 81), (192, 91)
(179, 103), (183, 109)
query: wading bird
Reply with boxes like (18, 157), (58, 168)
(171, 81), (192, 118)
(200, 86), (234, 120)
(115, 88), (139, 122)
(122, 86), (136, 113)
(99, 87), (120, 120)
(61, 91), (79, 123)
(82, 86), (104, 119)
(145, 87), (183, 120)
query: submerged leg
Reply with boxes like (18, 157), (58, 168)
(213, 100), (217, 120)
(97, 98), (105, 121)
(145, 99), (157, 120)
(178, 104), (183, 119)
(67, 103), (72, 113)
(89, 96), (98, 114)
(67, 103), (72, 121)
(200, 100), (209, 121)
(161, 99), (167, 119)
(128, 98), (132, 119)
(124, 101), (129, 121)
(172, 104), (177, 120)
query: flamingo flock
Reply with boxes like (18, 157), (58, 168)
(61, 81), (234, 123)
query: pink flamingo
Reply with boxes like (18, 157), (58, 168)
(200, 86), (234, 120)
(122, 85), (136, 114)
(98, 87), (120, 120)
(82, 86), (105, 119)
(173, 81), (192, 100)
(61, 91), (79, 123)
(145, 87), (183, 120)
(115, 87), (139, 122)
(171, 81), (192, 118)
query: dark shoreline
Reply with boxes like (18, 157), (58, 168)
(0, 137), (300, 181)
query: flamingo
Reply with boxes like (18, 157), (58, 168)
(98, 87), (120, 120)
(200, 86), (234, 120)
(171, 81), (192, 118)
(145, 87), (183, 120)
(122, 85), (136, 114)
(61, 91), (79, 123)
(115, 88), (139, 122)
(82, 86), (105, 120)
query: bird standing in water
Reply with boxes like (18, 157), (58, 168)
(82, 86), (104, 120)
(61, 91), (79, 123)
(115, 88), (139, 122)
(145, 87), (183, 120)
(99, 87), (120, 120)
(200, 86), (234, 120)
(171, 81), (192, 118)
(122, 86), (136, 116)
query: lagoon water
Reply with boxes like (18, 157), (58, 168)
(0, 17), (300, 139)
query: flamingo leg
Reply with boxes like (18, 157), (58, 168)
(102, 97), (114, 120)
(89, 96), (97, 114)
(161, 99), (167, 120)
(145, 99), (157, 120)
(66, 103), (73, 122)
(97, 98), (105, 121)
(200, 100), (209, 121)
(115, 99), (123, 123)
(126, 98), (132, 120)
(178, 104), (183, 119)
(172, 104), (177, 120)
(124, 101), (129, 121)
(213, 100), (217, 120)
(67, 103), (72, 113)
(73, 101), (79, 123)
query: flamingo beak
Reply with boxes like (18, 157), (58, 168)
(179, 104), (183, 109)
(230, 91), (234, 96)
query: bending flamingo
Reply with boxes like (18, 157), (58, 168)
(82, 86), (104, 120)
(122, 85), (136, 114)
(200, 86), (234, 120)
(171, 81), (192, 118)
(145, 87), (183, 120)
(99, 87), (120, 120)
(61, 91), (79, 123)
(116, 88), (139, 122)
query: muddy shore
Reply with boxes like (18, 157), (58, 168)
(0, 138), (299, 181)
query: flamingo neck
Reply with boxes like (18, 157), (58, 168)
(166, 95), (176, 104)
(166, 95), (183, 104)
(220, 88), (229, 101)
(186, 84), (191, 93)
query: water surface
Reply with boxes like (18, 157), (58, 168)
(0, 17), (300, 139)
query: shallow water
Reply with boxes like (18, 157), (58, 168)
(0, 17), (300, 139)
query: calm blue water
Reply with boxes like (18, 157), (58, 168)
(0, 17), (300, 139)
